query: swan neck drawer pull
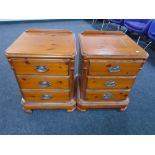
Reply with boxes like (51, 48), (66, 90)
(103, 94), (112, 99)
(39, 81), (51, 87)
(108, 66), (120, 73)
(105, 81), (116, 87)
(35, 66), (48, 72)
(41, 94), (53, 100)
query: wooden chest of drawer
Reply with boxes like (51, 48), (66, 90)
(77, 31), (149, 112)
(6, 29), (76, 112)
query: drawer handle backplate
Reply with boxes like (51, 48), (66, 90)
(39, 81), (51, 87)
(35, 65), (48, 72)
(108, 66), (120, 73)
(103, 94), (112, 99)
(41, 94), (53, 100)
(105, 81), (116, 87)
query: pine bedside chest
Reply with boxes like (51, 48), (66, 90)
(6, 29), (77, 112)
(77, 31), (149, 112)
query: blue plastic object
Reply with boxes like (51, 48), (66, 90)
(110, 19), (124, 25)
(144, 20), (155, 49)
(148, 20), (155, 40)
(124, 19), (152, 34)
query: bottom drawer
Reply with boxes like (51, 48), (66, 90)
(22, 90), (70, 102)
(85, 90), (129, 101)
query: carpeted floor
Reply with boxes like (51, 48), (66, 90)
(0, 19), (155, 135)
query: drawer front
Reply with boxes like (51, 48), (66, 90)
(89, 60), (144, 76)
(87, 76), (135, 89)
(17, 76), (69, 89)
(22, 90), (70, 102)
(85, 90), (129, 101)
(11, 59), (69, 75)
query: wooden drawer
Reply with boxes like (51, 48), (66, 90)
(87, 76), (135, 89)
(85, 90), (129, 101)
(17, 75), (69, 89)
(11, 59), (69, 75)
(22, 90), (70, 102)
(89, 60), (144, 76)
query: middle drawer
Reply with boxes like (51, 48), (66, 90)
(87, 76), (136, 89)
(17, 75), (69, 89)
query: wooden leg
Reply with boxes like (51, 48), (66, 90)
(23, 107), (32, 113)
(120, 106), (128, 112)
(67, 107), (76, 112)
(77, 106), (87, 112)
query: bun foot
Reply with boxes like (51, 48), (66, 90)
(67, 107), (76, 112)
(120, 106), (128, 112)
(23, 107), (32, 113)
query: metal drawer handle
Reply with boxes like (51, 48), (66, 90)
(35, 65), (48, 72)
(103, 94), (112, 99)
(39, 81), (51, 87)
(108, 66), (120, 73)
(41, 94), (53, 100)
(105, 81), (116, 87)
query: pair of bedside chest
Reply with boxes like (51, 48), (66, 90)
(5, 29), (149, 112)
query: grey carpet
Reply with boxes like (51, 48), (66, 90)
(0, 19), (155, 135)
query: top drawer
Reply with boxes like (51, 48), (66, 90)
(88, 60), (144, 76)
(10, 59), (69, 75)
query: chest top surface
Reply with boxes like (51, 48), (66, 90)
(79, 30), (149, 59)
(6, 29), (76, 58)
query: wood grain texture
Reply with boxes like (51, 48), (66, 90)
(6, 29), (76, 58)
(11, 59), (69, 75)
(87, 76), (136, 89)
(77, 80), (129, 111)
(69, 60), (75, 99)
(85, 90), (129, 101)
(77, 100), (128, 111)
(80, 59), (89, 98)
(17, 75), (69, 89)
(22, 98), (76, 112)
(22, 90), (70, 102)
(89, 60), (144, 76)
(79, 30), (149, 60)
(78, 31), (149, 111)
(5, 29), (76, 112)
